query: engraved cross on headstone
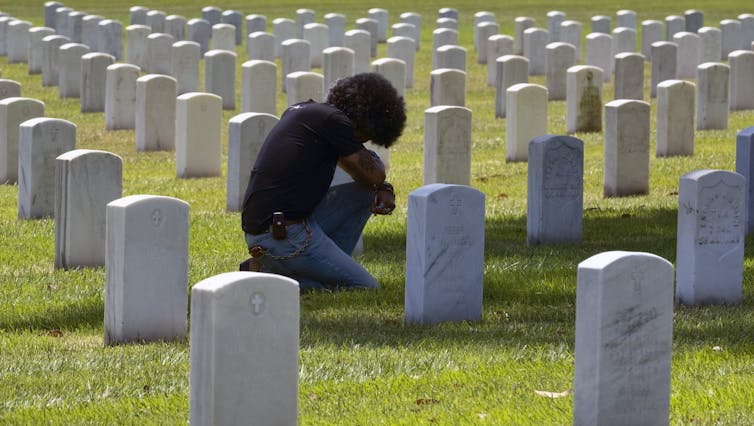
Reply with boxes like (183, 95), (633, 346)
(250, 292), (265, 315)
(151, 209), (163, 226)
(449, 195), (462, 215)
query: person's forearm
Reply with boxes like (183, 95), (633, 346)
(338, 149), (386, 186)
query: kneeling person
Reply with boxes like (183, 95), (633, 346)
(241, 73), (406, 291)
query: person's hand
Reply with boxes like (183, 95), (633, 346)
(372, 188), (395, 215)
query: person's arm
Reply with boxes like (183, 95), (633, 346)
(338, 148), (386, 187)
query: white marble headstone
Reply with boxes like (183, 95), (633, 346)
(612, 27), (637, 55)
(386, 36), (415, 88)
(210, 23), (235, 52)
(640, 20), (663, 61)
(322, 47), (354, 96)
(527, 135), (583, 245)
(585, 32), (612, 82)
(591, 15), (611, 34)
(656, 80), (695, 157)
(574, 251), (673, 426)
(495, 55), (529, 118)
(325, 13), (346, 47)
(423, 105), (471, 185)
(545, 42), (576, 101)
(55, 149), (122, 269)
(0, 79), (21, 100)
(736, 127), (754, 235)
(136, 74), (177, 151)
(280, 38), (311, 92)
(435, 44), (466, 72)
(18, 117), (76, 219)
(523, 27), (548, 75)
(187, 19), (211, 56)
(241, 60), (277, 115)
(189, 272), (299, 426)
(430, 68), (465, 107)
(125, 24), (150, 70)
(204, 49), (237, 110)
(81, 52), (115, 113)
(674, 32), (700, 79)
(650, 41), (677, 98)
(698, 27), (722, 64)
(0, 97), (45, 184)
(431, 28), (458, 69)
(98, 19), (123, 60)
(303, 23), (328, 68)
(560, 20), (582, 61)
(104, 194), (189, 345)
(164, 15), (186, 42)
(41, 35), (71, 87)
(246, 31), (274, 62)
(486, 35), (513, 87)
(613, 52), (644, 100)
(344, 30), (371, 74)
(246, 14), (267, 37)
(227, 113), (279, 212)
(372, 58), (407, 98)
(176, 92), (222, 178)
(285, 71), (323, 106)
(514, 17), (535, 55)
(506, 83), (547, 162)
(105, 64), (139, 130)
(676, 170), (745, 305)
(405, 184), (485, 325)
(728, 50), (754, 111)
(222, 10), (243, 45)
(272, 18), (296, 58)
(58, 42), (90, 98)
(604, 100), (650, 197)
(696, 62), (729, 130)
(171, 41), (201, 95)
(566, 65), (603, 133)
(475, 21), (498, 64)
(28, 27), (55, 74)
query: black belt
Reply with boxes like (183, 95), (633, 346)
(249, 218), (305, 235)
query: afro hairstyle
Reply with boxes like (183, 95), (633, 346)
(326, 73), (407, 148)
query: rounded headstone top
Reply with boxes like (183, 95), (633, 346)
(578, 250), (672, 271)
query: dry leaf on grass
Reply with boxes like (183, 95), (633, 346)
(534, 389), (571, 398)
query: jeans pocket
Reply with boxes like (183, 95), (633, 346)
(266, 223), (311, 259)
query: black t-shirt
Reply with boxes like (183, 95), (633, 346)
(241, 101), (364, 234)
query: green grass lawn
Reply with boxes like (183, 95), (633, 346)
(1, 0), (754, 424)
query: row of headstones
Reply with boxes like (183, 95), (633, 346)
(425, 72), (721, 189)
(20, 6), (754, 128)
(187, 164), (745, 422)
(93, 138), (748, 336)
(0, 76), (733, 236)
(124, 5), (423, 69)
(22, 25), (754, 128)
(0, 6), (122, 62)
(185, 251), (674, 424)
(18, 22), (412, 117)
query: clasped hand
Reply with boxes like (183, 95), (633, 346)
(372, 189), (395, 215)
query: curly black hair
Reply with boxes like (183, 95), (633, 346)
(326, 73), (407, 148)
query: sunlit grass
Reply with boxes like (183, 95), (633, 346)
(1, 0), (753, 424)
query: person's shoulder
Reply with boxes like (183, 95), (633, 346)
(285, 100), (332, 113)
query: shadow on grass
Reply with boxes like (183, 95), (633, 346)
(305, 205), (754, 348)
(0, 298), (103, 332)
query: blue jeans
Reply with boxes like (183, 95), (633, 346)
(244, 182), (379, 291)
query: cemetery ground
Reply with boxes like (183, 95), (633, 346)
(1, 0), (754, 424)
